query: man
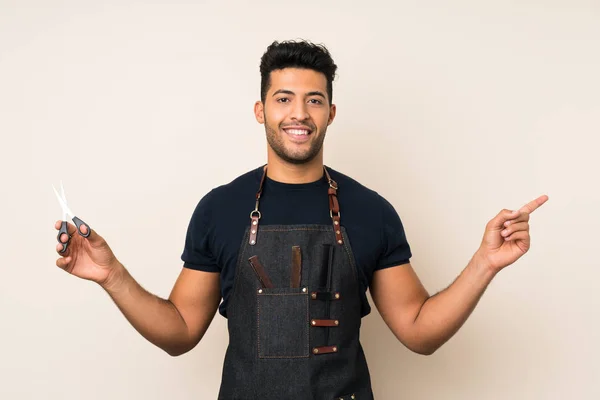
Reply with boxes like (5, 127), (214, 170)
(54, 40), (548, 399)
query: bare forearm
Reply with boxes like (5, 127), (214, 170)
(410, 253), (496, 354)
(101, 263), (191, 356)
(376, 199), (547, 355)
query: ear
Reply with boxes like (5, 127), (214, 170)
(327, 103), (337, 126)
(254, 101), (265, 124)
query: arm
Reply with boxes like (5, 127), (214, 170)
(103, 264), (221, 357)
(54, 189), (223, 357)
(371, 196), (548, 355)
(370, 254), (494, 355)
(101, 190), (222, 356)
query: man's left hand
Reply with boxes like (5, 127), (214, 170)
(476, 195), (549, 273)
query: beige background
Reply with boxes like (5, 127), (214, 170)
(1, 0), (599, 399)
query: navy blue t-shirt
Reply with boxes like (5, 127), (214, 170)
(181, 166), (412, 318)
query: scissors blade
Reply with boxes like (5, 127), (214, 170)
(52, 184), (73, 219)
(60, 180), (66, 204)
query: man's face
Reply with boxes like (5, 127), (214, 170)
(254, 68), (336, 165)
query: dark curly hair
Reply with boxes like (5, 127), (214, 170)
(259, 40), (338, 105)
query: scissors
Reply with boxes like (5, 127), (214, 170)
(52, 181), (91, 254)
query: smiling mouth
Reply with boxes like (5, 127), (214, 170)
(282, 127), (313, 136)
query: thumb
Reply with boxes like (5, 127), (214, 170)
(487, 209), (520, 230)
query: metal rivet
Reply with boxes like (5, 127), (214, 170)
(335, 293), (340, 299)
(313, 348), (319, 354)
(333, 346), (337, 352)
(252, 220), (257, 225)
(302, 287), (307, 293)
(258, 289), (262, 294)
(311, 293), (317, 299)
(251, 229), (256, 234)
(251, 240), (256, 245)
(337, 240), (342, 244)
(336, 230), (340, 234)
(334, 320), (339, 325)
(334, 220), (339, 225)
(311, 320), (316, 326)
(351, 395), (355, 399)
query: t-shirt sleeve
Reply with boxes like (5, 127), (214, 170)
(376, 195), (412, 270)
(181, 190), (221, 272)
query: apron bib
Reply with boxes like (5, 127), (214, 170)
(218, 167), (374, 400)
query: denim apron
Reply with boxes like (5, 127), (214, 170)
(218, 166), (374, 400)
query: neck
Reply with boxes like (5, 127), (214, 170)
(266, 153), (324, 184)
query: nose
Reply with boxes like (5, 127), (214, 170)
(290, 100), (310, 121)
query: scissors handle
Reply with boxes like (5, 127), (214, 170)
(56, 218), (91, 254)
(57, 221), (70, 254)
(72, 216), (91, 238)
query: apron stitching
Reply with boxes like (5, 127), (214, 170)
(259, 227), (333, 232)
(257, 291), (310, 358)
(341, 231), (359, 283)
(257, 289), (261, 356)
(228, 228), (251, 319)
(259, 293), (306, 296)
(305, 287), (310, 356)
(260, 355), (310, 359)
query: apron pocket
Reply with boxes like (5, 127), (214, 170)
(257, 287), (309, 358)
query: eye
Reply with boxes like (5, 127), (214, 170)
(308, 99), (322, 105)
(277, 97), (290, 103)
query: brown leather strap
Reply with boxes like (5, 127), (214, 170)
(250, 166), (344, 245)
(331, 214), (343, 245)
(312, 345), (338, 355)
(248, 256), (274, 288)
(310, 291), (341, 300)
(249, 166), (267, 245)
(256, 164), (267, 199)
(324, 167), (343, 245)
(328, 187), (340, 214)
(310, 319), (339, 327)
(323, 166), (334, 185)
(291, 246), (302, 288)
(249, 214), (259, 245)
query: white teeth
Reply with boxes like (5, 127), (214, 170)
(286, 129), (310, 135)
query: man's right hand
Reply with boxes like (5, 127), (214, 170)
(54, 220), (121, 288)
(53, 219), (221, 356)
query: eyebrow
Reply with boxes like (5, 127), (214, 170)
(272, 89), (326, 99)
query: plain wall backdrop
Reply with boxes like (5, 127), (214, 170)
(1, 0), (599, 399)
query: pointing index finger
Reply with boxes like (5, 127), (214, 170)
(519, 195), (549, 214)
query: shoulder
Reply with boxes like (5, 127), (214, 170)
(326, 166), (404, 231)
(211, 166), (263, 198)
(326, 166), (387, 207)
(204, 166), (262, 205)
(192, 166), (263, 216)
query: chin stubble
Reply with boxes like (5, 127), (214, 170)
(265, 121), (326, 165)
